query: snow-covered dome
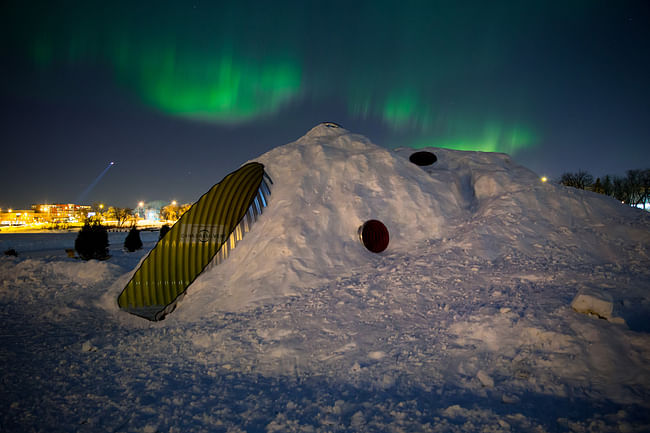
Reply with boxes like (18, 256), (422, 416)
(183, 124), (649, 314)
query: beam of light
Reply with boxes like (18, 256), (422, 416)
(76, 162), (115, 204)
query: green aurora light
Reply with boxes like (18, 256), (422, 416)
(349, 88), (537, 156)
(25, 34), (302, 123)
(349, 89), (434, 132)
(8, 2), (304, 123)
(408, 122), (537, 154)
(116, 50), (301, 122)
(4, 1), (546, 154)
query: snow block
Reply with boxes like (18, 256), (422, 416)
(477, 370), (494, 388)
(571, 288), (625, 324)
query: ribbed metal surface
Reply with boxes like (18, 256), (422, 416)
(117, 162), (272, 321)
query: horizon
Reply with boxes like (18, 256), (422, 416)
(2, 1), (649, 209)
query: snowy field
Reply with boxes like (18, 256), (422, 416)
(2, 124), (650, 432)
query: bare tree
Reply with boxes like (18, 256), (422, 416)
(640, 169), (650, 207)
(576, 168), (649, 209)
(107, 207), (134, 227)
(626, 169), (650, 207)
(560, 170), (594, 190)
(160, 204), (179, 221)
(118, 208), (134, 227)
(160, 203), (191, 222)
(178, 203), (192, 218)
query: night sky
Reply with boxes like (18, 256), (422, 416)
(2, 1), (649, 209)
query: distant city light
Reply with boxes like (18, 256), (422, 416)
(541, 176), (548, 183)
(0, 200), (188, 229)
(138, 201), (145, 208)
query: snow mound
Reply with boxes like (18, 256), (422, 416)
(184, 124), (467, 313)
(180, 124), (650, 316)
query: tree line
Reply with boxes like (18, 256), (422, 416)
(88, 202), (192, 227)
(559, 168), (650, 207)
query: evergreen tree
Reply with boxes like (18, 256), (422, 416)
(593, 177), (603, 194)
(124, 226), (143, 252)
(602, 175), (613, 196)
(159, 224), (171, 240)
(75, 221), (109, 260)
(612, 176), (629, 203)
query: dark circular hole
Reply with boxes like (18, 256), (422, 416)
(358, 219), (389, 253)
(409, 151), (437, 166)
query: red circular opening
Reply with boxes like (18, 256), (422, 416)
(359, 220), (389, 253)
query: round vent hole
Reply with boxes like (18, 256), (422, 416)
(358, 220), (389, 253)
(409, 151), (437, 166)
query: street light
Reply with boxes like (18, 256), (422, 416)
(137, 201), (145, 220)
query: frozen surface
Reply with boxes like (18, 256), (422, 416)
(1, 124), (650, 431)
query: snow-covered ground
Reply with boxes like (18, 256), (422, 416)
(2, 124), (649, 432)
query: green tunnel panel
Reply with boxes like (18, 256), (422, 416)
(117, 162), (272, 321)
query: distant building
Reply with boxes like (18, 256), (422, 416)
(0, 203), (91, 226)
(32, 204), (91, 223)
(0, 209), (39, 226)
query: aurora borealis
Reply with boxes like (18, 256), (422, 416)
(1, 1), (649, 208)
